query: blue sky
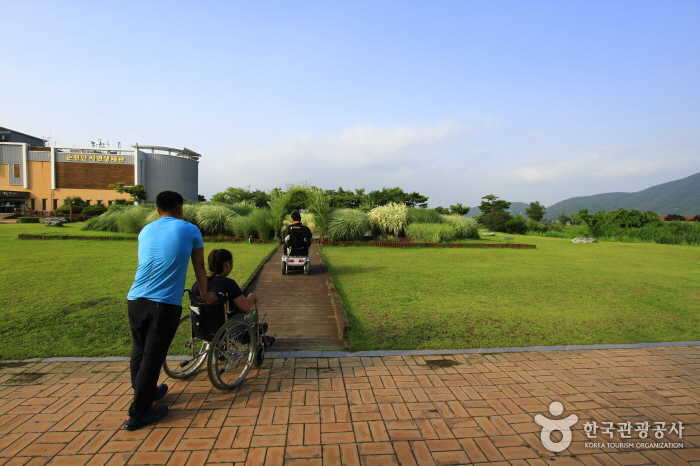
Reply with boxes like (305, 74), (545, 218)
(3, 0), (699, 206)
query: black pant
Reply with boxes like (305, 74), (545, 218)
(127, 298), (182, 418)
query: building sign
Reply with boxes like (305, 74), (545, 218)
(56, 152), (133, 164)
(0, 190), (30, 200)
(65, 154), (126, 162)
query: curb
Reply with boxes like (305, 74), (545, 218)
(9, 341), (700, 363)
(316, 247), (351, 349)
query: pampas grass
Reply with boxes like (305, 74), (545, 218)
(368, 202), (408, 237)
(408, 208), (444, 224)
(406, 223), (457, 242)
(328, 209), (370, 241)
(196, 205), (236, 236)
(442, 215), (480, 239)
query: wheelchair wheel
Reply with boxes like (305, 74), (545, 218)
(281, 261), (287, 275)
(207, 318), (256, 390)
(303, 262), (310, 275)
(164, 314), (209, 379)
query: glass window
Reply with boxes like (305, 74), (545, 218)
(52, 199), (58, 210)
(13, 164), (20, 178)
(42, 199), (47, 210)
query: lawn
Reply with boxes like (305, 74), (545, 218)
(0, 222), (276, 359)
(321, 235), (700, 350)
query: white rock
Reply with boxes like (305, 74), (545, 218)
(571, 237), (596, 244)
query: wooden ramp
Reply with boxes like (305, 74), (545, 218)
(249, 243), (345, 351)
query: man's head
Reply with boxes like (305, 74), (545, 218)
(156, 191), (184, 218)
(290, 210), (301, 223)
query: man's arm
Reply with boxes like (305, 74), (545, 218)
(191, 247), (217, 304)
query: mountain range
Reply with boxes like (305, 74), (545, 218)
(467, 172), (700, 219)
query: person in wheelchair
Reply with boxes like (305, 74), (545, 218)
(191, 249), (274, 347)
(283, 210), (312, 256)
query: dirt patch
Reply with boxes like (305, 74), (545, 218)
(4, 372), (46, 385)
(0, 362), (28, 369)
(424, 359), (461, 369)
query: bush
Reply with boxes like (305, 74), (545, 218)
(327, 209), (371, 241)
(504, 216), (528, 234)
(479, 210), (512, 232)
(196, 205), (236, 236)
(248, 208), (274, 240)
(307, 188), (332, 239)
(82, 205), (150, 233)
(227, 215), (254, 238)
(408, 208), (444, 224)
(526, 220), (547, 233)
(82, 204), (107, 217)
(442, 215), (479, 239)
(55, 204), (81, 214)
(18, 217), (40, 223)
(368, 202), (408, 237)
(406, 223), (457, 242)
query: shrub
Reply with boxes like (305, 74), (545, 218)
(196, 205), (236, 236)
(479, 210), (512, 232)
(406, 223), (458, 243)
(116, 206), (151, 233)
(442, 215), (479, 239)
(226, 215), (254, 238)
(408, 208), (444, 224)
(301, 212), (317, 236)
(526, 220), (547, 233)
(368, 202), (408, 237)
(18, 217), (40, 223)
(504, 216), (528, 234)
(307, 188), (332, 239)
(82, 204), (107, 217)
(327, 209), (371, 241)
(249, 208), (274, 240)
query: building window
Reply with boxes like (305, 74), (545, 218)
(85, 200), (91, 205)
(42, 199), (47, 211)
(52, 199), (58, 210)
(13, 164), (21, 178)
(97, 200), (103, 205)
(108, 200), (113, 206)
(30, 199), (35, 210)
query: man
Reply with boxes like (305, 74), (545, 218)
(283, 210), (312, 255)
(124, 191), (215, 430)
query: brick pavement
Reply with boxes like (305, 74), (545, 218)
(0, 346), (698, 465)
(251, 244), (345, 351)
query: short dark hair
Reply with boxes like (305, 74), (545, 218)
(208, 249), (233, 275)
(291, 210), (301, 221)
(156, 191), (184, 212)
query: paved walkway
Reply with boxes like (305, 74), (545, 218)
(0, 346), (698, 465)
(250, 244), (345, 351)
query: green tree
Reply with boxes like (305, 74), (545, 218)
(478, 194), (511, 215)
(434, 206), (449, 214)
(57, 197), (88, 217)
(449, 203), (470, 216)
(197, 194), (206, 202)
(558, 213), (571, 225)
(525, 201), (546, 222)
(110, 183), (146, 202)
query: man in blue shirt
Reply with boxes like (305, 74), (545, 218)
(125, 191), (215, 430)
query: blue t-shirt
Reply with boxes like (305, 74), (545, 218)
(127, 216), (204, 306)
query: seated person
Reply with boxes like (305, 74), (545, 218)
(191, 249), (274, 346)
(283, 210), (312, 256)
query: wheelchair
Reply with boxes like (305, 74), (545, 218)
(163, 290), (269, 390)
(281, 230), (312, 275)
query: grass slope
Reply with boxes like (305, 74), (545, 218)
(0, 222), (275, 359)
(322, 235), (700, 350)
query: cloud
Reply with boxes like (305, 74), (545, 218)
(510, 154), (697, 183)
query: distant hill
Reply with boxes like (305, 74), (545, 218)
(467, 202), (529, 217)
(546, 172), (700, 219)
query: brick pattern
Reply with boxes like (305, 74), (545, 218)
(0, 346), (698, 465)
(55, 162), (134, 190)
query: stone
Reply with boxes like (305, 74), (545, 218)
(571, 237), (596, 244)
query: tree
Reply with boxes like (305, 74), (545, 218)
(57, 197), (87, 217)
(197, 194), (206, 202)
(449, 203), (470, 216)
(110, 183), (146, 203)
(558, 213), (571, 225)
(434, 206), (449, 214)
(525, 201), (546, 222)
(478, 194), (511, 215)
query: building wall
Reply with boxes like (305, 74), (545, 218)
(56, 162), (134, 189)
(140, 151), (198, 202)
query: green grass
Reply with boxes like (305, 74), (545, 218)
(321, 234), (700, 350)
(0, 222), (275, 359)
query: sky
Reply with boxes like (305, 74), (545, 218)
(3, 0), (699, 207)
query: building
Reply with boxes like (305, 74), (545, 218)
(0, 127), (201, 214)
(0, 127), (46, 146)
